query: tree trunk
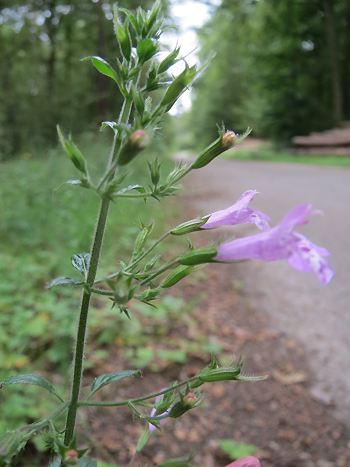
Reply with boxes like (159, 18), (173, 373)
(323, 0), (343, 125)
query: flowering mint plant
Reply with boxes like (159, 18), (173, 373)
(0, 2), (333, 466)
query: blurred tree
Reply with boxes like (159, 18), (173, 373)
(192, 0), (350, 143)
(191, 0), (253, 143)
(0, 0), (161, 159)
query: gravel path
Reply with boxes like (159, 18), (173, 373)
(186, 159), (350, 425)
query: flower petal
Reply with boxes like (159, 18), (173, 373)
(288, 234), (334, 284)
(202, 190), (269, 230)
(216, 228), (290, 262)
(279, 203), (313, 231)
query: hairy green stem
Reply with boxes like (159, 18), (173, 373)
(64, 197), (110, 445)
(64, 93), (135, 446)
(140, 259), (178, 286)
(94, 230), (171, 285)
(78, 376), (198, 408)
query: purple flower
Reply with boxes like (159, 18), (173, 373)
(216, 203), (334, 284)
(225, 457), (261, 467)
(201, 190), (270, 231)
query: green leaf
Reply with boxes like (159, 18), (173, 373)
(137, 38), (158, 63)
(113, 8), (132, 60)
(136, 428), (152, 453)
(82, 56), (121, 88)
(71, 253), (91, 278)
(218, 439), (256, 460)
(64, 178), (90, 188)
(158, 47), (180, 74)
(119, 8), (140, 34)
(89, 369), (142, 397)
(0, 430), (32, 460)
(0, 374), (63, 402)
(159, 66), (197, 112)
(48, 276), (83, 289)
(116, 184), (145, 195)
(57, 126), (87, 174)
(100, 121), (118, 132)
(158, 456), (192, 467)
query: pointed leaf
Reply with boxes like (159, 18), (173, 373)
(0, 430), (31, 459)
(0, 374), (63, 402)
(159, 65), (197, 112)
(158, 47), (180, 74)
(100, 121), (118, 132)
(71, 253), (91, 278)
(136, 428), (152, 453)
(113, 8), (132, 60)
(57, 126), (87, 174)
(64, 178), (90, 188)
(115, 184), (145, 195)
(48, 276), (83, 289)
(90, 369), (141, 397)
(82, 56), (121, 88)
(137, 38), (158, 63)
(119, 8), (140, 34)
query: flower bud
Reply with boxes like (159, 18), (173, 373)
(182, 391), (198, 407)
(65, 449), (79, 465)
(170, 217), (209, 236)
(198, 367), (241, 383)
(178, 246), (217, 266)
(191, 130), (237, 169)
(118, 129), (149, 165)
(161, 265), (194, 288)
(57, 125), (88, 175)
(222, 130), (237, 148)
(167, 392), (199, 418)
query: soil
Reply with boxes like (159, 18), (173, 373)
(85, 264), (350, 467)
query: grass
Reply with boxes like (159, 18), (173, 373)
(224, 146), (350, 167)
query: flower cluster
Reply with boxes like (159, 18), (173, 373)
(211, 198), (334, 284)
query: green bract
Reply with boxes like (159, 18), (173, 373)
(178, 246), (217, 266)
(159, 65), (197, 112)
(57, 126), (87, 174)
(161, 265), (194, 288)
(170, 217), (209, 235)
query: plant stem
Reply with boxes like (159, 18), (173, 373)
(64, 196), (110, 445)
(140, 259), (178, 286)
(78, 376), (198, 408)
(64, 77), (136, 444)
